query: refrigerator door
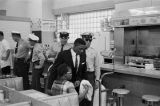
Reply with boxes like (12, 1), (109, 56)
(124, 27), (137, 56)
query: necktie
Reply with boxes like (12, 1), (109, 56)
(60, 44), (64, 52)
(15, 42), (18, 54)
(75, 54), (78, 72)
(29, 48), (34, 61)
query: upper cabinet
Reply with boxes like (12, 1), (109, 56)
(115, 25), (160, 58)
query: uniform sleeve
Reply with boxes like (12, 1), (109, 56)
(47, 43), (58, 58)
(3, 40), (10, 50)
(24, 41), (31, 49)
(94, 51), (100, 80)
(47, 52), (65, 89)
(34, 44), (45, 69)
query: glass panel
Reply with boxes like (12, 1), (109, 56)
(56, 9), (114, 43)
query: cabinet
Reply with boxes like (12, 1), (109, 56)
(124, 27), (137, 56)
(124, 26), (160, 58)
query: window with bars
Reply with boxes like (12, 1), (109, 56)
(56, 9), (114, 43)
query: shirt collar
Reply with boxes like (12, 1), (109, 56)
(58, 42), (67, 46)
(71, 48), (76, 56)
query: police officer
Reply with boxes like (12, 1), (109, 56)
(81, 32), (100, 106)
(12, 31), (30, 90)
(47, 31), (72, 63)
(28, 34), (45, 91)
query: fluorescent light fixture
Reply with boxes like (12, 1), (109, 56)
(129, 9), (144, 16)
(145, 10), (159, 14)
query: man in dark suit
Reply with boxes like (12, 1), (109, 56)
(47, 38), (87, 92)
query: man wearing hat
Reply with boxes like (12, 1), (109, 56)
(28, 33), (45, 91)
(12, 31), (30, 90)
(0, 31), (11, 77)
(81, 32), (100, 106)
(47, 31), (72, 63)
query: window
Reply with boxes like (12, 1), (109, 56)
(56, 9), (114, 43)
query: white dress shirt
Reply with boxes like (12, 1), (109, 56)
(0, 39), (11, 68)
(71, 49), (80, 69)
(86, 47), (100, 80)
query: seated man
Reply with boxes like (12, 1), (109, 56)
(50, 63), (89, 102)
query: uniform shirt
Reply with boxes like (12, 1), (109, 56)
(86, 47), (100, 80)
(15, 39), (30, 59)
(32, 43), (45, 69)
(47, 42), (72, 62)
(0, 39), (11, 68)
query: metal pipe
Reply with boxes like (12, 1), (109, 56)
(96, 72), (114, 106)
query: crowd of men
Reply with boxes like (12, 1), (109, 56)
(0, 30), (100, 106)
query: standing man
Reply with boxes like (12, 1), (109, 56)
(47, 31), (72, 63)
(81, 32), (100, 106)
(28, 34), (45, 91)
(12, 31), (30, 90)
(47, 38), (87, 92)
(0, 31), (11, 77)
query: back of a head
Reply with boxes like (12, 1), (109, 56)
(74, 38), (86, 46)
(57, 63), (70, 78)
(0, 31), (4, 37)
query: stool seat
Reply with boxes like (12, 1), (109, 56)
(142, 95), (160, 102)
(112, 89), (130, 95)
(112, 89), (130, 106)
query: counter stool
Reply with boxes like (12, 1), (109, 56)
(142, 95), (160, 106)
(112, 89), (130, 106)
(107, 96), (116, 106)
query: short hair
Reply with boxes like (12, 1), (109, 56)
(74, 38), (86, 46)
(57, 63), (71, 78)
(0, 31), (4, 36)
(12, 32), (21, 37)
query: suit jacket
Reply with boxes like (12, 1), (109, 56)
(47, 49), (86, 89)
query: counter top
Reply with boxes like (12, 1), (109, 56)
(100, 64), (160, 79)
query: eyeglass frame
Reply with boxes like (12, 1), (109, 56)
(60, 36), (69, 39)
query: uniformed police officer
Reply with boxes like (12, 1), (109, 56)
(47, 31), (72, 63)
(12, 31), (30, 90)
(28, 33), (45, 91)
(81, 32), (100, 106)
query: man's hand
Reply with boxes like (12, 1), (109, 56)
(83, 84), (89, 93)
(74, 81), (80, 87)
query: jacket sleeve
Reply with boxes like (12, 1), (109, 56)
(77, 53), (87, 81)
(47, 52), (64, 89)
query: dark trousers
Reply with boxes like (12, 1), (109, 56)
(1, 66), (11, 75)
(80, 71), (95, 106)
(31, 68), (43, 91)
(14, 58), (30, 90)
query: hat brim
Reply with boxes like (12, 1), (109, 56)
(29, 38), (38, 42)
